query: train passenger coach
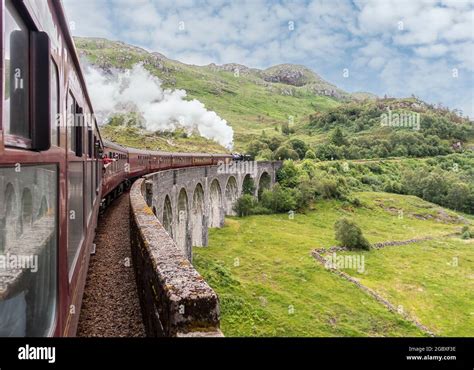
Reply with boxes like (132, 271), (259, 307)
(0, 0), (103, 336)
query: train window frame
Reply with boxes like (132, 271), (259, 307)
(67, 91), (76, 153)
(50, 58), (60, 146)
(88, 128), (93, 158)
(3, 1), (52, 151)
(3, 0), (32, 148)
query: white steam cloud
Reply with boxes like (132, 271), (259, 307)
(84, 64), (234, 149)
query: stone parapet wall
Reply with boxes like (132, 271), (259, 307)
(129, 178), (222, 337)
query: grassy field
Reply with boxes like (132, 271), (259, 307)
(193, 192), (473, 337)
(335, 238), (474, 336)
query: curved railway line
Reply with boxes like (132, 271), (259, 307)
(77, 191), (145, 337)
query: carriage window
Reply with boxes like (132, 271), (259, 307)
(67, 92), (76, 152)
(51, 61), (59, 146)
(0, 165), (58, 336)
(3, 0), (30, 141)
(88, 129), (93, 158)
(67, 162), (84, 274)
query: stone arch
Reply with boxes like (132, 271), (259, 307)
(191, 183), (205, 247)
(162, 195), (173, 239)
(37, 196), (48, 221)
(242, 174), (256, 196)
(209, 179), (223, 228)
(258, 172), (271, 199)
(225, 176), (238, 216)
(176, 188), (191, 259)
(2, 184), (17, 252)
(20, 187), (33, 234)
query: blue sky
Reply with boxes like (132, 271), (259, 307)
(63, 0), (474, 117)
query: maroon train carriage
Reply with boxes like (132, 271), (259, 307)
(0, 0), (232, 338)
(101, 140), (129, 208)
(0, 0), (103, 337)
(125, 146), (151, 179)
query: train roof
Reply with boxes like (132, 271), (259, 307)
(103, 140), (128, 152)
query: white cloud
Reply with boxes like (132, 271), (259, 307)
(62, 0), (474, 118)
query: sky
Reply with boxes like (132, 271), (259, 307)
(63, 0), (474, 118)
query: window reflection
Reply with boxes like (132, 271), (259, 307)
(4, 0), (30, 140)
(0, 166), (57, 337)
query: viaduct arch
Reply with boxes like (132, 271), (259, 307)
(144, 161), (282, 261)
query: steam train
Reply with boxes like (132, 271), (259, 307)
(0, 0), (231, 337)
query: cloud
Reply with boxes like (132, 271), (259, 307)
(84, 64), (234, 148)
(63, 0), (474, 118)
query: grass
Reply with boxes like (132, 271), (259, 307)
(193, 192), (473, 337)
(100, 125), (226, 153)
(336, 238), (474, 337)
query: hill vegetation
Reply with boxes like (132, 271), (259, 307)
(76, 37), (472, 159)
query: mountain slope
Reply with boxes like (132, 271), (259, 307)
(75, 37), (348, 150)
(75, 37), (472, 157)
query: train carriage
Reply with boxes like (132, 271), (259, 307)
(0, 0), (103, 336)
(102, 140), (128, 200)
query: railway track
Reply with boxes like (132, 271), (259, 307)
(77, 192), (145, 337)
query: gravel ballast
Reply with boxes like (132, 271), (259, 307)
(77, 192), (146, 337)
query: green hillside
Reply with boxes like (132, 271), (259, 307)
(75, 37), (473, 158)
(75, 37), (344, 151)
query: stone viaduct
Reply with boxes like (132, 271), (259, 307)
(143, 161), (282, 261)
(130, 160), (282, 336)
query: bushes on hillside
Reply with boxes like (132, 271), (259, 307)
(233, 195), (257, 217)
(334, 218), (371, 250)
(461, 226), (472, 240)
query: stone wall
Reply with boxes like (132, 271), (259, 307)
(130, 178), (223, 337)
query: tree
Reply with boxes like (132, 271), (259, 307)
(233, 195), (255, 217)
(276, 160), (301, 188)
(268, 136), (283, 151)
(273, 145), (299, 160)
(334, 218), (371, 250)
(330, 127), (347, 146)
(445, 182), (470, 212)
(242, 176), (256, 195)
(247, 140), (269, 158)
(289, 139), (308, 159)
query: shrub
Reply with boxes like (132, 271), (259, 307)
(260, 184), (297, 213)
(334, 218), (371, 250)
(247, 140), (269, 158)
(350, 197), (362, 207)
(276, 161), (301, 188)
(461, 231), (472, 240)
(257, 149), (273, 161)
(233, 195), (256, 217)
(304, 149), (316, 159)
(461, 226), (472, 239)
(315, 176), (348, 199)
